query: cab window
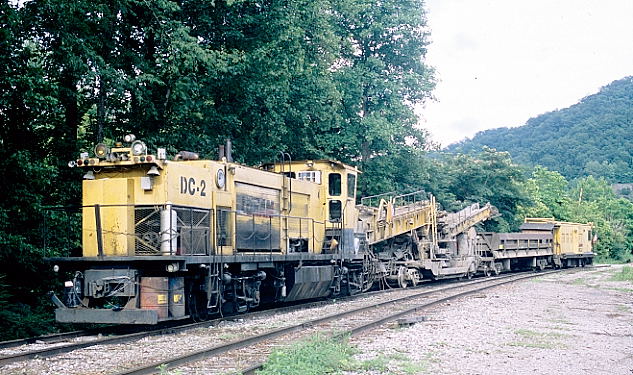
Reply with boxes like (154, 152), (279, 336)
(347, 174), (356, 198)
(329, 200), (342, 221)
(297, 171), (321, 183)
(328, 173), (341, 196)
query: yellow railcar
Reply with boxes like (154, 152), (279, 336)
(522, 218), (594, 267)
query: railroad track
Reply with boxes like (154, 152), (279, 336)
(114, 271), (561, 375)
(1, 267), (599, 374)
(0, 275), (461, 367)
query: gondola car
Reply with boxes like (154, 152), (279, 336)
(475, 218), (594, 274)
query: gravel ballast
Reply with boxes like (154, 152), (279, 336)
(347, 265), (633, 375)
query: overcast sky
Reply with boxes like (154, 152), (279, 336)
(420, 0), (633, 147)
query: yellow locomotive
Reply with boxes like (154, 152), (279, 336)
(48, 136), (594, 324)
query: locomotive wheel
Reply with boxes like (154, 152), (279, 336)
(397, 266), (408, 289)
(409, 269), (421, 287)
(484, 266), (492, 277)
(493, 264), (501, 275)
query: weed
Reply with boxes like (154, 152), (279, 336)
(610, 266), (633, 283)
(545, 325), (570, 331)
(218, 333), (239, 341)
(388, 352), (410, 362)
(508, 329), (568, 350)
(400, 361), (428, 374)
(256, 334), (356, 375)
(157, 364), (182, 375)
(515, 329), (541, 337)
(507, 341), (558, 349)
(359, 355), (390, 372)
(547, 318), (575, 325)
(431, 341), (449, 348)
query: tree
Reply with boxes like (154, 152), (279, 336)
(517, 166), (571, 220)
(430, 148), (528, 232)
(332, 0), (435, 169)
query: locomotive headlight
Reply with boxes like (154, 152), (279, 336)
(124, 134), (136, 143)
(131, 140), (147, 156)
(68, 160), (76, 168)
(166, 263), (179, 273)
(53, 264), (59, 273)
(94, 143), (109, 159)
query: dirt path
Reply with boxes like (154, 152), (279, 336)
(347, 265), (633, 375)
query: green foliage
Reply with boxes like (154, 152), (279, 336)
(610, 266), (633, 282)
(257, 335), (356, 375)
(518, 169), (633, 260)
(430, 148), (529, 231)
(332, 0), (435, 168)
(449, 76), (633, 183)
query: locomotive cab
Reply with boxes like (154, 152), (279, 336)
(264, 159), (361, 255)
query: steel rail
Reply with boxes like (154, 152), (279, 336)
(0, 274), (451, 366)
(241, 269), (562, 374)
(0, 330), (90, 350)
(4, 266), (597, 369)
(112, 271), (550, 375)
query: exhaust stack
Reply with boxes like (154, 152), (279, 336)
(226, 139), (233, 162)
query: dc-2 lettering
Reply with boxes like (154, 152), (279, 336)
(180, 176), (207, 196)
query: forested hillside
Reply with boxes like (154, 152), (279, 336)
(449, 76), (633, 182)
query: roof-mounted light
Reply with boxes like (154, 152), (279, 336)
(131, 140), (147, 156)
(94, 143), (109, 159)
(124, 134), (136, 143)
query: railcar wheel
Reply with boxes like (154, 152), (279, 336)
(484, 266), (492, 277)
(408, 269), (421, 287)
(397, 266), (408, 289)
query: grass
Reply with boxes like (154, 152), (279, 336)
(256, 335), (356, 375)
(506, 329), (569, 350)
(570, 277), (587, 285)
(610, 266), (633, 282)
(359, 354), (390, 372)
(256, 335), (438, 375)
(400, 361), (428, 374)
(594, 257), (633, 265)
